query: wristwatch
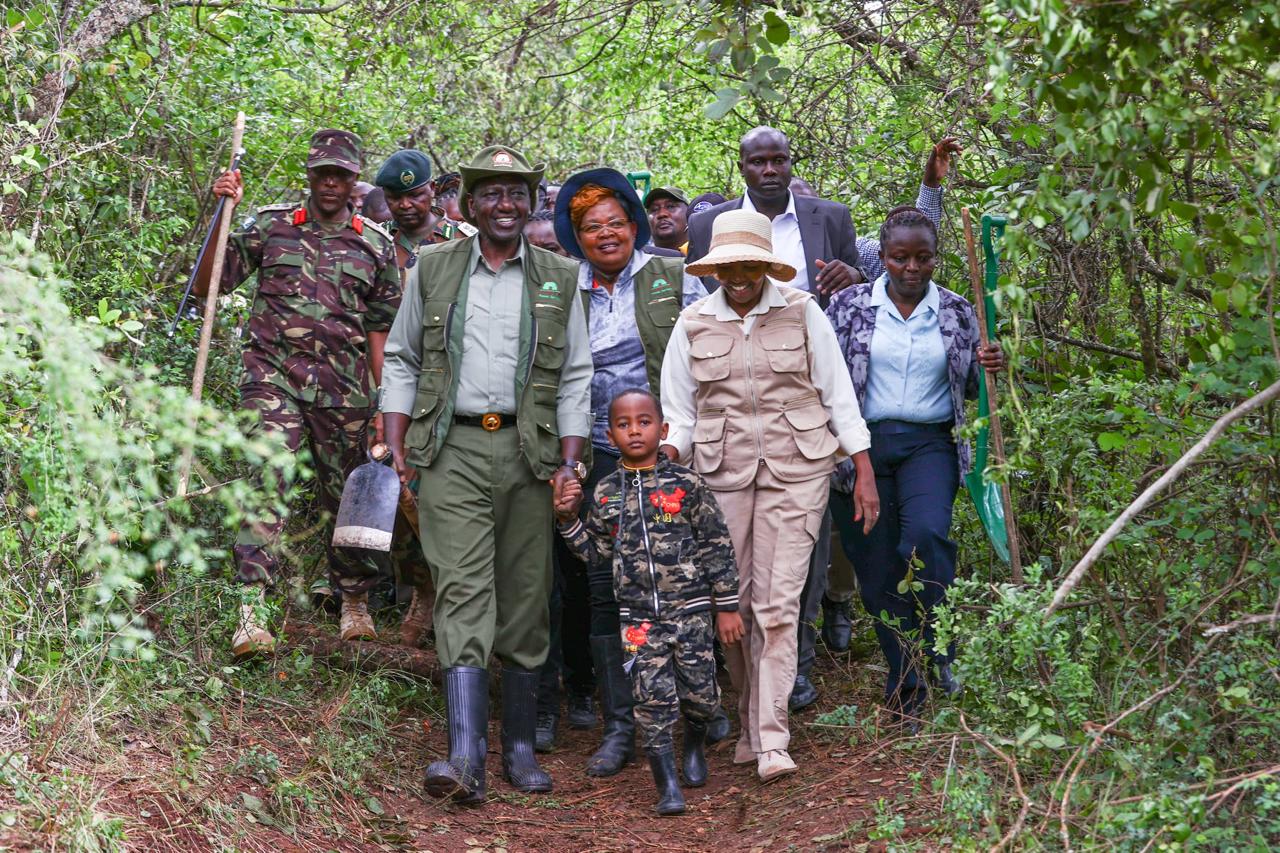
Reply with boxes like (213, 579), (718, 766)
(561, 459), (588, 480)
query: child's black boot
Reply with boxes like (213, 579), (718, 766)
(681, 716), (708, 787)
(647, 749), (686, 816)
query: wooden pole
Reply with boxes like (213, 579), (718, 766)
(962, 207), (1023, 582)
(178, 111), (245, 497)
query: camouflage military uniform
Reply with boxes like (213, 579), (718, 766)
(559, 457), (738, 750)
(220, 199), (401, 593)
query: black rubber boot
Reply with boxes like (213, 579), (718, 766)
(424, 666), (488, 805)
(681, 717), (708, 788)
(648, 750), (686, 816)
(500, 667), (553, 793)
(586, 634), (635, 776)
(706, 704), (731, 745)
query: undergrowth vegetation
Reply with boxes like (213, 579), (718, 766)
(2, 0), (1278, 848)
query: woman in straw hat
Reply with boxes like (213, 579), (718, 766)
(659, 209), (880, 782)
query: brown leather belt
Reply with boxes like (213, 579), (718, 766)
(454, 413), (517, 432)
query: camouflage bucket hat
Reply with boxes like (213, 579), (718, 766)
(306, 129), (362, 173)
(459, 145), (545, 223)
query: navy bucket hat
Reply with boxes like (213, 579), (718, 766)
(554, 167), (651, 260)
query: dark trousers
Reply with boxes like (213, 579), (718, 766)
(832, 424), (959, 714)
(796, 505), (833, 679)
(581, 451), (623, 636)
(537, 539), (596, 713)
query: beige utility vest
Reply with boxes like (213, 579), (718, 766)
(683, 287), (841, 491)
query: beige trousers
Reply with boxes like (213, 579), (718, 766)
(714, 466), (830, 753)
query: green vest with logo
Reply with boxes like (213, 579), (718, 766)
(402, 235), (581, 479)
(579, 255), (684, 397)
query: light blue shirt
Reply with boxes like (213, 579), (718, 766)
(861, 273), (952, 424)
(579, 251), (707, 450)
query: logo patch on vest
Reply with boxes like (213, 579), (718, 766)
(541, 281), (559, 292)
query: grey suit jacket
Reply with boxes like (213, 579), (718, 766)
(686, 194), (862, 302)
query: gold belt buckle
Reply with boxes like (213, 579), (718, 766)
(481, 413), (503, 432)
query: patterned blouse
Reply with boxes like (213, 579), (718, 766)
(825, 278), (982, 491)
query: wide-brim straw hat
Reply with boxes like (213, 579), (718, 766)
(685, 209), (796, 281)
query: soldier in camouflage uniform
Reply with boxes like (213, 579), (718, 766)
(195, 129), (402, 657)
(557, 389), (742, 816)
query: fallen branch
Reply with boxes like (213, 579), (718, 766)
(283, 622), (440, 683)
(1046, 378), (1280, 616)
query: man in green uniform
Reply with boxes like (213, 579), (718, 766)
(381, 145), (593, 804)
(194, 129), (401, 656)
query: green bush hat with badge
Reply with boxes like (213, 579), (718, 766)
(458, 145), (545, 223)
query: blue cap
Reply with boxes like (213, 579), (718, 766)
(554, 167), (651, 260)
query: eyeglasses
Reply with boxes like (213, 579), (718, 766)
(579, 218), (630, 236)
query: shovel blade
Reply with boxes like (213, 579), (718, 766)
(332, 460), (401, 552)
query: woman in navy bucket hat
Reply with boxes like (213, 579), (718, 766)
(541, 168), (712, 776)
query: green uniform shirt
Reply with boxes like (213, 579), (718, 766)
(381, 238), (593, 438)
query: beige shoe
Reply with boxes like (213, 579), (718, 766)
(340, 591), (377, 641)
(733, 736), (755, 765)
(232, 587), (275, 659)
(399, 586), (434, 647)
(757, 749), (797, 782)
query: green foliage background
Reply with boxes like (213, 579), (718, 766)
(1, 0), (1278, 848)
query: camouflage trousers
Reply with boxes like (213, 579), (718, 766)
(232, 383), (382, 594)
(626, 610), (720, 752)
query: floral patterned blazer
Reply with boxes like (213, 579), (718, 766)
(825, 276), (982, 492)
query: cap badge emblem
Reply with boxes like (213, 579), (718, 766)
(492, 150), (514, 168)
(400, 170), (414, 187)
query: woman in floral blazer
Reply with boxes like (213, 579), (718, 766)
(824, 206), (1004, 726)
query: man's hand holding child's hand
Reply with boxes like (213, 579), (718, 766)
(716, 611), (745, 645)
(554, 478), (583, 523)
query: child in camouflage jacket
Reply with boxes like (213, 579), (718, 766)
(557, 389), (743, 816)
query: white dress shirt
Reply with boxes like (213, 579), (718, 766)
(661, 283), (870, 458)
(742, 190), (808, 293)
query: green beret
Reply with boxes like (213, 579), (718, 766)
(375, 149), (433, 193)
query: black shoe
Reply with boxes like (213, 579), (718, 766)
(501, 667), (553, 793)
(933, 663), (962, 698)
(534, 711), (558, 754)
(681, 717), (708, 788)
(566, 692), (597, 730)
(585, 635), (635, 777)
(424, 666), (488, 805)
(705, 705), (730, 745)
(788, 675), (819, 712)
(820, 597), (852, 652)
(647, 750), (686, 816)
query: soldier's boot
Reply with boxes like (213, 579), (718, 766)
(681, 717), (708, 788)
(647, 750), (686, 816)
(424, 666), (488, 805)
(820, 596), (853, 652)
(500, 667), (553, 792)
(231, 585), (275, 659)
(339, 591), (377, 641)
(534, 710), (558, 754)
(706, 705), (731, 745)
(586, 635), (635, 777)
(399, 586), (433, 647)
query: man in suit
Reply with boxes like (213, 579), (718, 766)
(687, 126), (863, 301)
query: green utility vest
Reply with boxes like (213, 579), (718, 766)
(579, 254), (684, 397)
(402, 236), (582, 479)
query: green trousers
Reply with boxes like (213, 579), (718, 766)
(417, 423), (553, 670)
